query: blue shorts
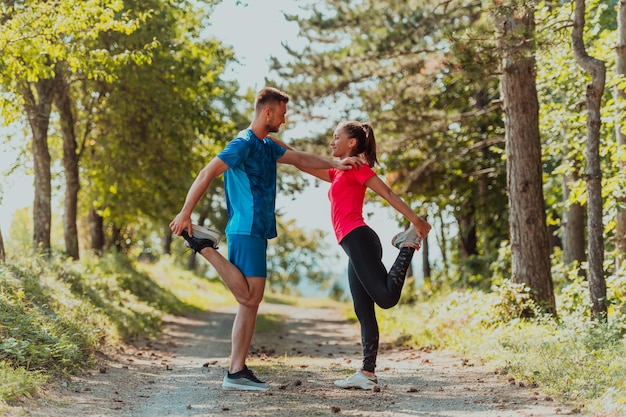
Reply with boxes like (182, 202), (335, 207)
(227, 234), (268, 278)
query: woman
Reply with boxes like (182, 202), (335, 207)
(281, 121), (431, 389)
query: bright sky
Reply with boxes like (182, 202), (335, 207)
(206, 1), (304, 98)
(1, 124), (31, 234)
(0, 1), (418, 276)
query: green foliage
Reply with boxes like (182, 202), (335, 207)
(487, 240), (512, 285)
(606, 269), (626, 333)
(498, 318), (625, 409)
(486, 280), (544, 324)
(254, 313), (286, 334)
(328, 280), (348, 302)
(79, 0), (241, 233)
(0, 362), (44, 404)
(535, 0), (623, 283)
(0, 0), (153, 122)
(398, 276), (418, 305)
(7, 207), (31, 249)
(0, 260), (101, 372)
(377, 286), (626, 414)
(1, 0), (245, 256)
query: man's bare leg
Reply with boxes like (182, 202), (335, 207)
(198, 247), (259, 307)
(228, 278), (266, 373)
(196, 247), (267, 373)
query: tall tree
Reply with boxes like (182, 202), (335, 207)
(562, 170), (586, 269)
(615, 0), (626, 269)
(495, 1), (555, 314)
(0, 0), (147, 253)
(572, 0), (607, 319)
(0, 226), (5, 262)
(54, 64), (80, 259)
(535, 3), (592, 277)
(21, 78), (54, 251)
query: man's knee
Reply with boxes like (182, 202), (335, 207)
(237, 277), (265, 307)
(237, 293), (263, 308)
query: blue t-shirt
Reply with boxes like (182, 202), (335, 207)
(217, 129), (287, 239)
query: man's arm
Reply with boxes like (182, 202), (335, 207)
(278, 148), (360, 173)
(170, 157), (229, 237)
(268, 136), (328, 180)
(268, 135), (293, 151)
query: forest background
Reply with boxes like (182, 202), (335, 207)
(1, 0), (626, 415)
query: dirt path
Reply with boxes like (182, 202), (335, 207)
(19, 303), (584, 417)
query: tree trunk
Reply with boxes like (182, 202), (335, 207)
(21, 79), (55, 253)
(422, 236), (431, 281)
(496, 2), (556, 315)
(187, 249), (197, 270)
(0, 226), (5, 262)
(162, 227), (173, 256)
(435, 209), (449, 289)
(89, 206), (105, 254)
(615, 0), (626, 269)
(456, 208), (477, 260)
(572, 0), (607, 320)
(111, 224), (123, 252)
(562, 171), (586, 271)
(54, 68), (80, 260)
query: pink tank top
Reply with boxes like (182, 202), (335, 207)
(328, 165), (376, 243)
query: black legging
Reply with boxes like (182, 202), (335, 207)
(340, 226), (415, 373)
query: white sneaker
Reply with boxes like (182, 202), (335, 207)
(181, 224), (222, 252)
(222, 366), (270, 391)
(334, 370), (378, 389)
(391, 227), (421, 250)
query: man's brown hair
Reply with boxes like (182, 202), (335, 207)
(255, 87), (290, 112)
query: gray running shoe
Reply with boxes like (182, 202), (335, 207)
(391, 227), (422, 250)
(222, 366), (270, 391)
(181, 224), (221, 253)
(334, 370), (378, 389)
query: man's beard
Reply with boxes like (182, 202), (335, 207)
(267, 122), (280, 133)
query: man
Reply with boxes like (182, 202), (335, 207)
(169, 87), (360, 391)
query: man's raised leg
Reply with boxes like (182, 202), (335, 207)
(198, 247), (260, 307)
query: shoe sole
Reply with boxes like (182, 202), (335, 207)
(191, 224), (221, 247)
(334, 382), (376, 389)
(222, 381), (270, 391)
(392, 230), (421, 250)
(402, 238), (421, 250)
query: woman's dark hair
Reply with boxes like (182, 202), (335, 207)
(340, 121), (378, 167)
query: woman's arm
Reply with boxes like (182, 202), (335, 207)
(364, 175), (431, 238)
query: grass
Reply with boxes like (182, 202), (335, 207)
(376, 287), (626, 416)
(0, 365), (45, 400)
(255, 313), (286, 334)
(0, 249), (236, 408)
